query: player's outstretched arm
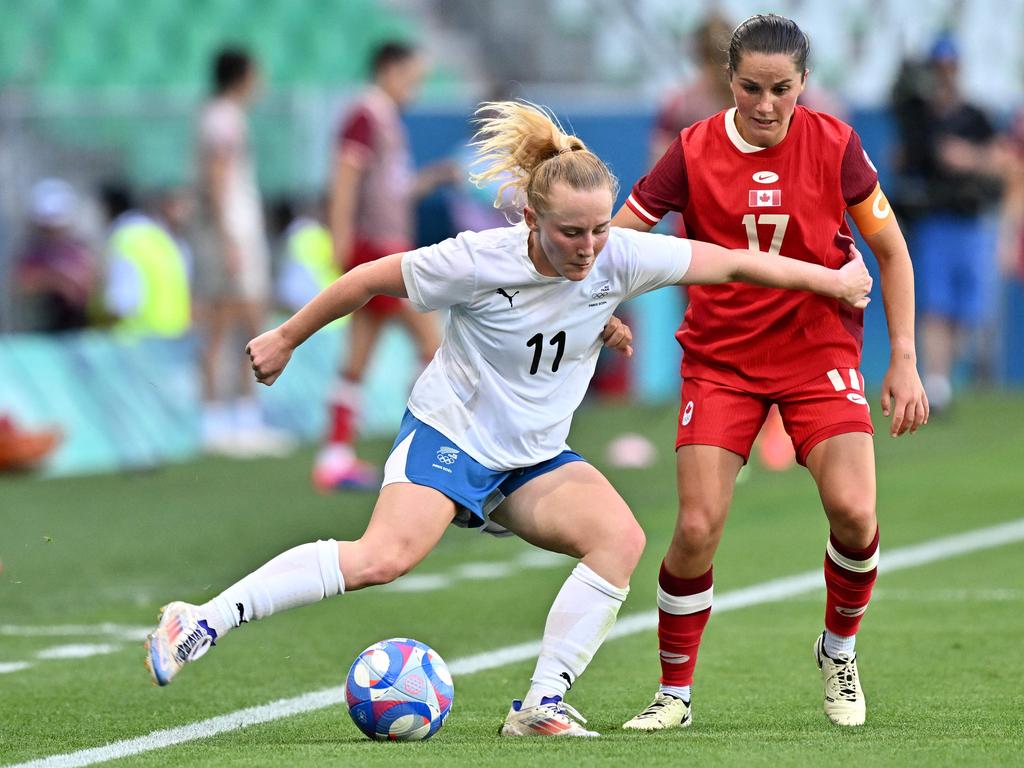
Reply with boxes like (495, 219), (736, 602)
(247, 253), (407, 385)
(680, 241), (873, 308)
(861, 217), (928, 436)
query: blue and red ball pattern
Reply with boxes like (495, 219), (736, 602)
(345, 638), (454, 741)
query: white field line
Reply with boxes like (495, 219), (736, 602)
(6, 517), (1024, 768)
(383, 549), (569, 593)
(34, 644), (122, 660)
(0, 624), (151, 640)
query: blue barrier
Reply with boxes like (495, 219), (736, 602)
(0, 324), (415, 477)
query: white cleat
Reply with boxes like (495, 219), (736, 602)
(814, 632), (866, 726)
(500, 696), (599, 737)
(145, 601), (217, 686)
(622, 691), (692, 731)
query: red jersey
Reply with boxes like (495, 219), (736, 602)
(337, 86), (415, 247)
(627, 106), (879, 393)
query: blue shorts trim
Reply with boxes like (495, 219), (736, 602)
(382, 410), (585, 530)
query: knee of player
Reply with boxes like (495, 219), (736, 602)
(824, 494), (877, 537)
(612, 517), (647, 571)
(578, 515), (645, 574)
(674, 506), (725, 548)
(360, 553), (415, 587)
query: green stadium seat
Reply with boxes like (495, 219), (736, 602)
(0, 21), (35, 82)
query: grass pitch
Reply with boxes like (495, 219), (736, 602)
(2, 392), (1022, 766)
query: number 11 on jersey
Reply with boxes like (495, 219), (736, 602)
(527, 331), (566, 375)
(743, 213), (790, 257)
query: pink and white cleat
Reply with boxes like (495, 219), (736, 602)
(145, 601), (217, 686)
(499, 696), (599, 737)
(312, 456), (379, 492)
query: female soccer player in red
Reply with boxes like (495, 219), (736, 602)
(615, 14), (929, 729)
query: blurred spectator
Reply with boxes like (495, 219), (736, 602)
(0, 414), (61, 472)
(14, 179), (97, 333)
(650, 13), (735, 165)
(891, 36), (1003, 412)
(998, 109), (1024, 281)
(102, 184), (193, 338)
(193, 47), (291, 456)
(315, 40), (457, 491)
(275, 197), (340, 314)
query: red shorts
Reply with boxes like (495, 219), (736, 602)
(676, 367), (874, 466)
(349, 239), (412, 316)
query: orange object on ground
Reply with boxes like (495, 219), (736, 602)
(0, 416), (61, 471)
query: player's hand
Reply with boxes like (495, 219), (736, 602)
(602, 315), (633, 357)
(246, 328), (293, 386)
(836, 248), (872, 308)
(881, 355), (929, 437)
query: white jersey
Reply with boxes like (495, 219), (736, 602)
(401, 224), (692, 470)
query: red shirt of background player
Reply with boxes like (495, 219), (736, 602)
(626, 105), (879, 393)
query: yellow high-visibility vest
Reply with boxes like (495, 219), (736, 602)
(287, 220), (340, 291)
(110, 219), (190, 337)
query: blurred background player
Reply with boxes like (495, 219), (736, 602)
(316, 40), (457, 491)
(14, 178), (96, 334)
(615, 14), (927, 730)
(193, 47), (292, 456)
(890, 35), (1003, 413)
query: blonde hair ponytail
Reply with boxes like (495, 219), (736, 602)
(470, 100), (618, 216)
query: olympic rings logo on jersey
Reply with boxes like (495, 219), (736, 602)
(436, 447), (460, 465)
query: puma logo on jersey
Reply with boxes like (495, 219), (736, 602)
(496, 288), (519, 309)
(752, 171), (779, 184)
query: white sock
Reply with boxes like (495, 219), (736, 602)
(924, 373), (952, 411)
(658, 684), (691, 703)
(330, 376), (362, 411)
(318, 443), (355, 466)
(199, 539), (345, 639)
(202, 400), (233, 440)
(522, 562), (628, 708)
(234, 396), (263, 431)
(823, 630), (856, 657)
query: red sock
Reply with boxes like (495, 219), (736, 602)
(657, 563), (713, 687)
(327, 377), (361, 446)
(824, 528), (879, 637)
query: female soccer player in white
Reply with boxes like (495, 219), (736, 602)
(146, 101), (872, 737)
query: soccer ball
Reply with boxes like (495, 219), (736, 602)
(345, 638), (454, 741)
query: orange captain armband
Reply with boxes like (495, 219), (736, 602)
(847, 182), (893, 236)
